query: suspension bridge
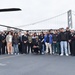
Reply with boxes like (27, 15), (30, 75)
(0, 10), (75, 31)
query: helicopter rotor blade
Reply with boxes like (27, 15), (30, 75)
(0, 8), (21, 12)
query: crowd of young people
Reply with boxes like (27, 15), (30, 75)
(0, 27), (75, 56)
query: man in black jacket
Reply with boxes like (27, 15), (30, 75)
(39, 32), (45, 54)
(2, 32), (6, 54)
(53, 30), (58, 54)
(59, 28), (69, 56)
(69, 29), (75, 56)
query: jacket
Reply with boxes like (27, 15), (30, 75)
(44, 34), (53, 44)
(59, 32), (68, 41)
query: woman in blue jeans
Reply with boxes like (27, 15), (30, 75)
(12, 33), (19, 55)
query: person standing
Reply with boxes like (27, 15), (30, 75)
(22, 32), (28, 54)
(39, 32), (45, 54)
(32, 33), (37, 53)
(59, 28), (69, 56)
(2, 32), (6, 54)
(28, 33), (32, 54)
(49, 31), (53, 54)
(66, 27), (71, 55)
(44, 32), (50, 53)
(52, 30), (58, 54)
(57, 30), (61, 55)
(0, 32), (3, 55)
(44, 31), (53, 54)
(26, 31), (30, 54)
(18, 32), (22, 54)
(70, 33), (75, 56)
(12, 33), (19, 55)
(69, 29), (75, 56)
(6, 31), (13, 55)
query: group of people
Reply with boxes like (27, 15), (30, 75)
(0, 27), (75, 56)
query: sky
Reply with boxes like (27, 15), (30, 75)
(0, 0), (75, 31)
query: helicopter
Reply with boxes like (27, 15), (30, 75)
(0, 8), (24, 31)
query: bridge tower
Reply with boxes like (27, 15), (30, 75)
(67, 10), (73, 28)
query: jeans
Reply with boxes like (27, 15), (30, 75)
(53, 42), (60, 54)
(57, 42), (60, 54)
(13, 44), (19, 54)
(60, 41), (68, 55)
(42, 44), (45, 53)
(53, 43), (57, 53)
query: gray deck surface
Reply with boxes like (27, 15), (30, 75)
(0, 54), (75, 75)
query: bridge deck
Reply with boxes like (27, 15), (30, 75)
(0, 54), (75, 75)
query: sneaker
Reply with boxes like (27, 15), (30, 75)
(66, 54), (69, 56)
(15, 53), (16, 55)
(18, 53), (19, 55)
(11, 53), (13, 55)
(42, 52), (44, 55)
(60, 54), (63, 56)
(52, 52), (54, 54)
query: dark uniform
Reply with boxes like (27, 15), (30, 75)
(22, 35), (28, 54)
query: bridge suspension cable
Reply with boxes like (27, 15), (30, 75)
(16, 12), (67, 27)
